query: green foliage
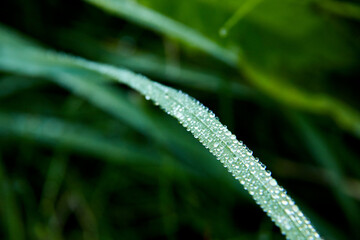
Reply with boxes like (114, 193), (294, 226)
(0, 0), (359, 239)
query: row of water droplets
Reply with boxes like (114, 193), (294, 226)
(70, 60), (321, 240)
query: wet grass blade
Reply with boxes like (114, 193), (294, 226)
(0, 27), (321, 239)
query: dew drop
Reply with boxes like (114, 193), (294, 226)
(292, 205), (299, 212)
(284, 222), (292, 230)
(260, 162), (266, 170)
(285, 209), (292, 215)
(269, 179), (277, 186)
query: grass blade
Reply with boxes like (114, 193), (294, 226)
(0, 27), (321, 239)
(76, 58), (321, 239)
(316, 0), (360, 21)
(83, 0), (239, 66)
(219, 0), (264, 37)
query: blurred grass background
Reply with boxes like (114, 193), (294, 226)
(0, 0), (360, 239)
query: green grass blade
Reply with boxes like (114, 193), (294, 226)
(75, 58), (321, 239)
(101, 50), (253, 98)
(316, 0), (360, 21)
(0, 28), (321, 239)
(56, 28), (254, 99)
(83, 0), (239, 66)
(40, 154), (68, 217)
(0, 111), (203, 182)
(219, 0), (264, 37)
(242, 64), (360, 139)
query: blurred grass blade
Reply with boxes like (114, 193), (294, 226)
(219, 0), (264, 37)
(56, 28), (252, 98)
(83, 0), (239, 66)
(290, 113), (360, 237)
(242, 64), (360, 139)
(0, 112), (158, 165)
(0, 111), (200, 180)
(317, 0), (360, 21)
(40, 154), (68, 217)
(0, 156), (25, 240)
(101, 49), (254, 98)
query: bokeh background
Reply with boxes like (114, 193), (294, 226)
(1, 0), (360, 239)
